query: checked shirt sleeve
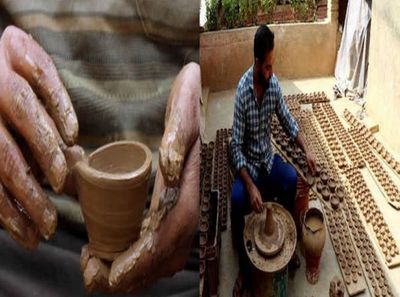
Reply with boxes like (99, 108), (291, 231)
(230, 86), (247, 173)
(275, 84), (299, 141)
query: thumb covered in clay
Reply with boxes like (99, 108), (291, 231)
(80, 139), (199, 293)
(159, 62), (200, 187)
(61, 144), (87, 196)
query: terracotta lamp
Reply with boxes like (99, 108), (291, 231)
(73, 141), (152, 261)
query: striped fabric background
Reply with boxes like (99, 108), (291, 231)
(0, 0), (199, 151)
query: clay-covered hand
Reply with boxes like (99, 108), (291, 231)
(305, 150), (317, 176)
(80, 63), (201, 293)
(248, 182), (263, 213)
(0, 26), (82, 248)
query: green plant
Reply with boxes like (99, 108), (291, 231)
(261, 0), (276, 22)
(290, 0), (311, 22)
(222, 0), (240, 29)
(238, 0), (259, 25)
(205, 0), (219, 31)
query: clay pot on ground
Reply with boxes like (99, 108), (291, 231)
(320, 171), (329, 184)
(335, 186), (344, 202)
(327, 178), (336, 192)
(321, 186), (331, 202)
(302, 208), (326, 284)
(74, 141), (152, 261)
(330, 195), (340, 210)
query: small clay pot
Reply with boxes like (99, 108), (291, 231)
(335, 186), (345, 202)
(199, 220), (209, 233)
(75, 141), (152, 261)
(316, 181), (324, 193)
(200, 233), (208, 247)
(320, 171), (329, 184)
(330, 195), (340, 210)
(327, 178), (336, 192)
(321, 186), (330, 201)
(315, 165), (322, 177)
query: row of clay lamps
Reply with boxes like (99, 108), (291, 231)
(344, 167), (400, 264)
(298, 110), (330, 168)
(313, 104), (348, 168)
(272, 117), (314, 180)
(321, 103), (364, 168)
(314, 167), (344, 210)
(301, 110), (346, 210)
(337, 183), (395, 297)
(344, 109), (400, 175)
(272, 115), (322, 189)
(200, 143), (216, 279)
(283, 95), (301, 113)
(284, 91), (328, 106)
(214, 129), (231, 230)
(324, 205), (364, 288)
(300, 109), (394, 295)
(349, 127), (400, 204)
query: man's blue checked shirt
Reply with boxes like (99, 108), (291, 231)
(230, 66), (299, 180)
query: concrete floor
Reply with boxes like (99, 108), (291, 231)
(202, 76), (400, 297)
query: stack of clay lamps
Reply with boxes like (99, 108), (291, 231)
(200, 142), (222, 297)
(299, 91), (329, 105)
(273, 112), (345, 213)
(343, 167), (400, 267)
(324, 203), (367, 296)
(283, 94), (301, 113)
(298, 109), (396, 296)
(213, 128), (232, 231)
(313, 104), (348, 168)
(321, 103), (364, 168)
(338, 180), (395, 297)
(344, 109), (400, 176)
(348, 127), (400, 209)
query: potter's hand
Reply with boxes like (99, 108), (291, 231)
(0, 26), (81, 248)
(247, 182), (263, 213)
(80, 63), (201, 293)
(305, 150), (316, 176)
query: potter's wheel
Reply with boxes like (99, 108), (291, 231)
(253, 214), (285, 257)
(244, 202), (297, 273)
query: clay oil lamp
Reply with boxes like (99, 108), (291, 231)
(74, 141), (152, 261)
(321, 186), (330, 201)
(320, 170), (329, 185)
(330, 195), (340, 210)
(327, 178), (336, 192)
(316, 180), (324, 193)
(200, 233), (208, 247)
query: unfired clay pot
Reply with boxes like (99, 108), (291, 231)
(74, 141), (152, 261)
(302, 208), (326, 284)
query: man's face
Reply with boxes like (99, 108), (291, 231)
(256, 49), (275, 86)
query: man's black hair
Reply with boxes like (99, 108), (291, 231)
(254, 25), (274, 62)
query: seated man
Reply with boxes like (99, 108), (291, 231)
(230, 24), (316, 294)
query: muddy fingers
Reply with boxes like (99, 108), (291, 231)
(0, 71), (67, 193)
(0, 118), (57, 239)
(0, 182), (40, 250)
(2, 25), (78, 145)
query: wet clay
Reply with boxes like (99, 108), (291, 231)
(75, 141), (152, 261)
(254, 205), (285, 257)
(329, 276), (345, 297)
